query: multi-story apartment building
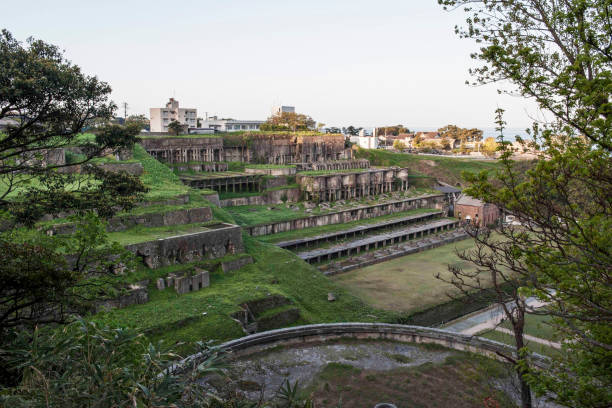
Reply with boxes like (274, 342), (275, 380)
(149, 98), (197, 133)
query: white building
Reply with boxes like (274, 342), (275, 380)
(149, 98), (197, 133)
(272, 105), (295, 116)
(200, 116), (264, 132)
(350, 135), (379, 149)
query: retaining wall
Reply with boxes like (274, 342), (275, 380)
(169, 323), (548, 375)
(245, 194), (447, 237)
(50, 207), (213, 234)
(244, 167), (296, 176)
(219, 188), (301, 207)
(125, 223), (244, 269)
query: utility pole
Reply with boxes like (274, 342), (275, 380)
(123, 102), (128, 121)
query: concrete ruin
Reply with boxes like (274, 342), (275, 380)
(138, 133), (351, 165)
(245, 194), (448, 237)
(296, 159), (370, 172)
(297, 168), (410, 202)
(125, 223), (244, 269)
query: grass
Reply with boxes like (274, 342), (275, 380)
(308, 353), (514, 408)
(355, 148), (503, 186)
(93, 233), (393, 354)
(107, 221), (225, 246)
(331, 237), (491, 313)
(218, 191), (262, 200)
(500, 313), (560, 342)
(133, 144), (190, 201)
(256, 208), (439, 244)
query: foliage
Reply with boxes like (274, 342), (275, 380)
(377, 125), (410, 136)
(0, 319), (226, 407)
(439, 1), (612, 406)
(260, 111), (316, 131)
(126, 114), (150, 131)
(167, 120), (184, 136)
(343, 125), (362, 136)
(392, 139), (407, 150)
(0, 29), (146, 226)
(437, 125), (483, 142)
(0, 29), (146, 343)
(0, 213), (135, 331)
(481, 137), (498, 157)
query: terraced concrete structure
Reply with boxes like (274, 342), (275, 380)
(297, 218), (460, 264)
(179, 172), (262, 193)
(245, 194), (448, 237)
(297, 167), (410, 202)
(275, 210), (443, 251)
(139, 133), (351, 165)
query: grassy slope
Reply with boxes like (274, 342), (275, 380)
(133, 144), (191, 201)
(95, 231), (392, 353)
(332, 237), (487, 313)
(355, 148), (502, 186)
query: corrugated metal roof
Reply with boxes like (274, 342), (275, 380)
(434, 185), (462, 194)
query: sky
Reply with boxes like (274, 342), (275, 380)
(5, 0), (542, 131)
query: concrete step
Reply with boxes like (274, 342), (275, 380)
(296, 218), (460, 264)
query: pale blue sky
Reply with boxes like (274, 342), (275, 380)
(5, 0), (540, 130)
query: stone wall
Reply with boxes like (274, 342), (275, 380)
(50, 207), (213, 234)
(244, 167), (296, 176)
(246, 194), (447, 237)
(125, 222), (244, 269)
(170, 162), (229, 172)
(297, 159), (370, 171)
(139, 137), (224, 163)
(139, 134), (350, 165)
(221, 255), (254, 272)
(297, 168), (410, 202)
(95, 282), (149, 312)
(97, 162), (144, 176)
(219, 188), (300, 207)
(168, 323), (549, 375)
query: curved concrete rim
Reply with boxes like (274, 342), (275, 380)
(167, 323), (549, 375)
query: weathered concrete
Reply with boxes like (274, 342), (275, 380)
(168, 323), (549, 375)
(321, 230), (469, 275)
(297, 159), (370, 172)
(180, 172), (262, 193)
(221, 255), (254, 273)
(297, 167), (410, 202)
(244, 167), (296, 176)
(297, 218), (460, 264)
(276, 210), (442, 251)
(139, 137), (224, 163)
(95, 281), (149, 312)
(50, 207), (213, 234)
(170, 162), (229, 172)
(174, 269), (210, 295)
(126, 223), (244, 269)
(96, 162), (144, 176)
(219, 188), (301, 207)
(246, 194), (448, 237)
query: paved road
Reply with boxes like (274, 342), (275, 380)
(442, 297), (546, 335)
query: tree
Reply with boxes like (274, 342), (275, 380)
(125, 114), (149, 131)
(345, 125), (362, 136)
(167, 120), (184, 135)
(481, 137), (497, 157)
(393, 139), (407, 150)
(260, 111), (316, 131)
(438, 125), (483, 142)
(440, 136), (452, 150)
(0, 30), (146, 335)
(439, 1), (612, 407)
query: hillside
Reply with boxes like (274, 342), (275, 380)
(354, 148), (503, 186)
